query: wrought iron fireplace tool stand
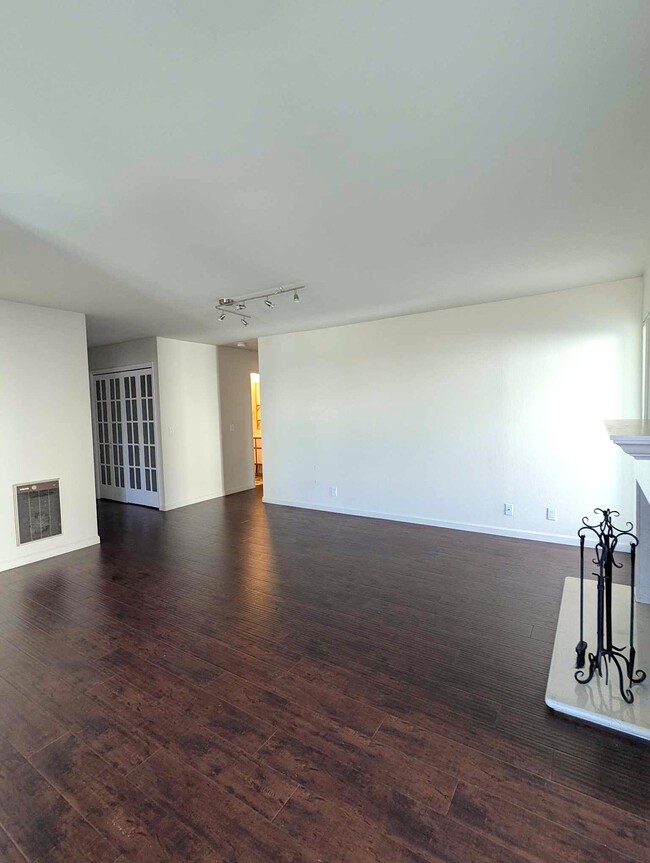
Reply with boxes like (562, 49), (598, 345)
(575, 508), (646, 704)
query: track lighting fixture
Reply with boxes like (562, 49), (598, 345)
(215, 284), (305, 326)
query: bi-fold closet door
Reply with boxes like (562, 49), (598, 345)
(92, 367), (160, 508)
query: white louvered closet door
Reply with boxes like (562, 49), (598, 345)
(92, 367), (160, 508)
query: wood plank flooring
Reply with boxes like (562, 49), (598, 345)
(0, 488), (649, 862)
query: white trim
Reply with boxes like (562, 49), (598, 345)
(90, 363), (156, 375)
(609, 437), (650, 460)
(160, 490), (225, 511)
(261, 497), (622, 548)
(0, 534), (100, 573)
(224, 483), (256, 496)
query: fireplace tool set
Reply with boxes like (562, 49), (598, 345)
(575, 508), (646, 704)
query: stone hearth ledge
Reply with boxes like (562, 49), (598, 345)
(545, 577), (649, 739)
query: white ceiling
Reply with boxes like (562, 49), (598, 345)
(1, 1), (649, 346)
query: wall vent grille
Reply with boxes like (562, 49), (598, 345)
(15, 480), (62, 545)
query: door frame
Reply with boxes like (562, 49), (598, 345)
(250, 371), (262, 485)
(89, 362), (165, 509)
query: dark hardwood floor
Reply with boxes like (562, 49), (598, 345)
(1, 488), (649, 862)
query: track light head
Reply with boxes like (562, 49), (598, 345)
(236, 303), (247, 311)
(241, 318), (248, 326)
(264, 298), (274, 308)
(218, 313), (226, 321)
(293, 290), (300, 303)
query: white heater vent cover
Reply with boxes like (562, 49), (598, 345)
(15, 480), (62, 545)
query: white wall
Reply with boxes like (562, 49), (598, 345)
(217, 347), (258, 495)
(260, 278), (642, 544)
(156, 338), (224, 511)
(634, 272), (650, 599)
(88, 337), (157, 372)
(0, 300), (99, 571)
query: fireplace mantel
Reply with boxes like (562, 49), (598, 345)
(604, 419), (650, 604)
(606, 420), (650, 459)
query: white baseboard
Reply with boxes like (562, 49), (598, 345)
(160, 490), (226, 511)
(224, 483), (256, 496)
(0, 534), (101, 573)
(262, 497), (600, 547)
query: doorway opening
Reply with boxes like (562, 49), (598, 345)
(91, 366), (160, 508)
(250, 372), (263, 487)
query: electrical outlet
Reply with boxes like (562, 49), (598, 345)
(229, 423), (235, 432)
(504, 503), (514, 516)
(330, 486), (338, 497)
(546, 507), (557, 521)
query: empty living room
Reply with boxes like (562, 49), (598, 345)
(1, 2), (650, 861)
